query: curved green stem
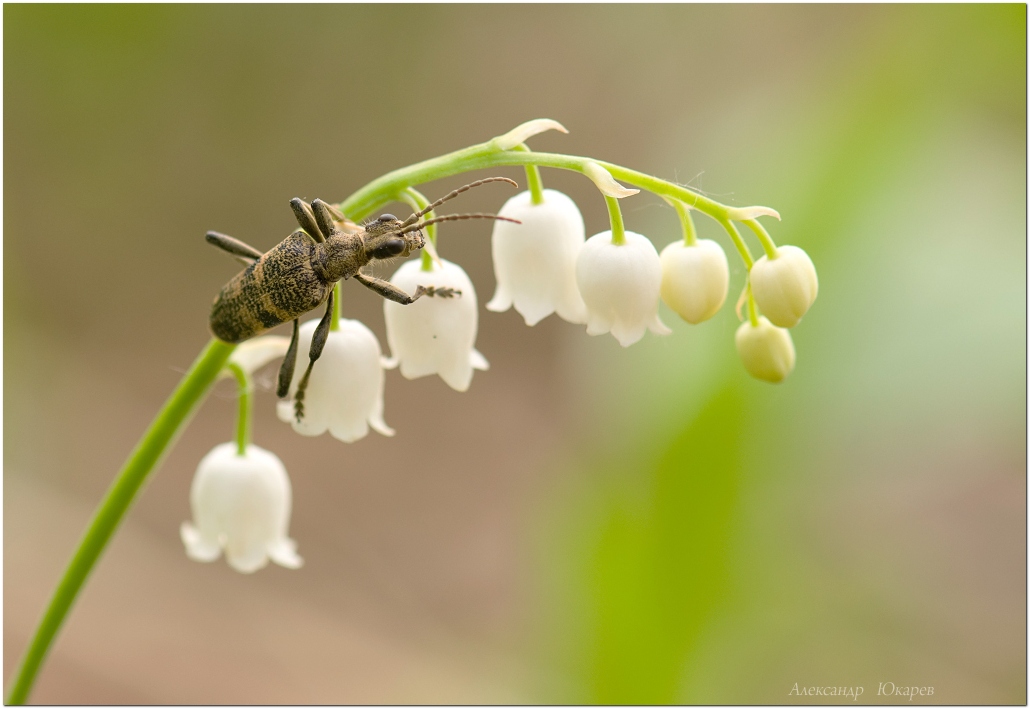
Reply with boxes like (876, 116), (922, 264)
(747, 285), (760, 327)
(512, 144), (545, 204)
(334, 141), (774, 274)
(717, 218), (755, 270)
(605, 195), (627, 245)
(399, 188), (437, 272)
(226, 362), (252, 456)
(671, 199), (698, 246)
(337, 145), (748, 224)
(5, 338), (236, 705)
(742, 218), (779, 259)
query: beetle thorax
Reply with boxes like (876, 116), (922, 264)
(315, 233), (365, 282)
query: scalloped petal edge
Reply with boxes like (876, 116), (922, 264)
(584, 162), (639, 199)
(493, 119), (569, 150)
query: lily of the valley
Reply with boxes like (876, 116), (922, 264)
(735, 316), (796, 383)
(277, 318), (394, 443)
(181, 442), (302, 573)
(575, 230), (671, 346)
(383, 258), (488, 392)
(748, 245), (818, 328)
(487, 189), (588, 326)
(659, 239), (730, 324)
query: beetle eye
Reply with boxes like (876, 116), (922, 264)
(373, 238), (406, 259)
(377, 213), (397, 222)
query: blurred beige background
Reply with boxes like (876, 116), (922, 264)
(4, 5), (1025, 704)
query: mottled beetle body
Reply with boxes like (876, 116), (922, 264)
(210, 231), (338, 343)
(205, 177), (519, 421)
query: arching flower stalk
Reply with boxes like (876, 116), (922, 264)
(8, 118), (817, 705)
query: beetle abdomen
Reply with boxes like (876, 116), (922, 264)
(210, 232), (331, 343)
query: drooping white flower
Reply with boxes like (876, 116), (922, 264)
(276, 318), (394, 443)
(659, 239), (730, 324)
(735, 316), (796, 383)
(748, 245), (818, 328)
(574, 230), (671, 347)
(486, 189), (588, 326)
(383, 258), (488, 392)
(181, 443), (302, 574)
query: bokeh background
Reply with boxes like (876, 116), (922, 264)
(4, 5), (1025, 704)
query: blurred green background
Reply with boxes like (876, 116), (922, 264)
(4, 5), (1025, 704)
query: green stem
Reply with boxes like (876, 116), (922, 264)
(226, 362), (252, 456)
(605, 195), (627, 245)
(399, 188), (437, 272)
(512, 144), (545, 204)
(5, 338), (236, 705)
(671, 199), (698, 246)
(742, 218), (779, 259)
(337, 145), (744, 225)
(717, 218), (755, 270)
(747, 285), (760, 327)
(330, 282), (341, 331)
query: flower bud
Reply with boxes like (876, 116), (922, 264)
(487, 189), (587, 326)
(659, 239), (729, 324)
(180, 443), (302, 574)
(735, 316), (796, 383)
(748, 245), (818, 328)
(575, 230), (671, 347)
(383, 258), (488, 392)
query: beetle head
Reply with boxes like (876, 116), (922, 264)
(365, 214), (425, 260)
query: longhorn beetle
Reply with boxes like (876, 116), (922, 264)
(206, 177), (519, 421)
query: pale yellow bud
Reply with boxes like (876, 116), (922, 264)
(659, 239), (729, 324)
(749, 245), (818, 328)
(735, 316), (796, 383)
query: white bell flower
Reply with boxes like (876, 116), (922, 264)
(180, 443), (302, 574)
(383, 258), (488, 392)
(486, 189), (588, 326)
(735, 316), (796, 383)
(574, 230), (671, 347)
(659, 239), (729, 324)
(276, 318), (394, 443)
(748, 245), (819, 328)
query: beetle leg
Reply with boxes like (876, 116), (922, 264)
(311, 199), (341, 239)
(276, 319), (300, 398)
(205, 231), (263, 263)
(353, 271), (461, 304)
(293, 289), (335, 422)
(290, 198), (325, 243)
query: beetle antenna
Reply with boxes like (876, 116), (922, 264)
(400, 177), (518, 227)
(395, 213), (521, 236)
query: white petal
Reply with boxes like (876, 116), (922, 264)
(384, 259), (486, 391)
(492, 118), (568, 150)
(226, 544), (270, 574)
(180, 522), (221, 562)
(575, 231), (667, 346)
(470, 349), (489, 371)
(749, 245), (819, 328)
(227, 336), (291, 376)
(268, 538), (304, 569)
(489, 189), (588, 326)
(182, 443), (299, 574)
(660, 239), (730, 324)
(278, 318), (391, 441)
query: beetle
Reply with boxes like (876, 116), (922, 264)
(206, 177), (519, 421)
